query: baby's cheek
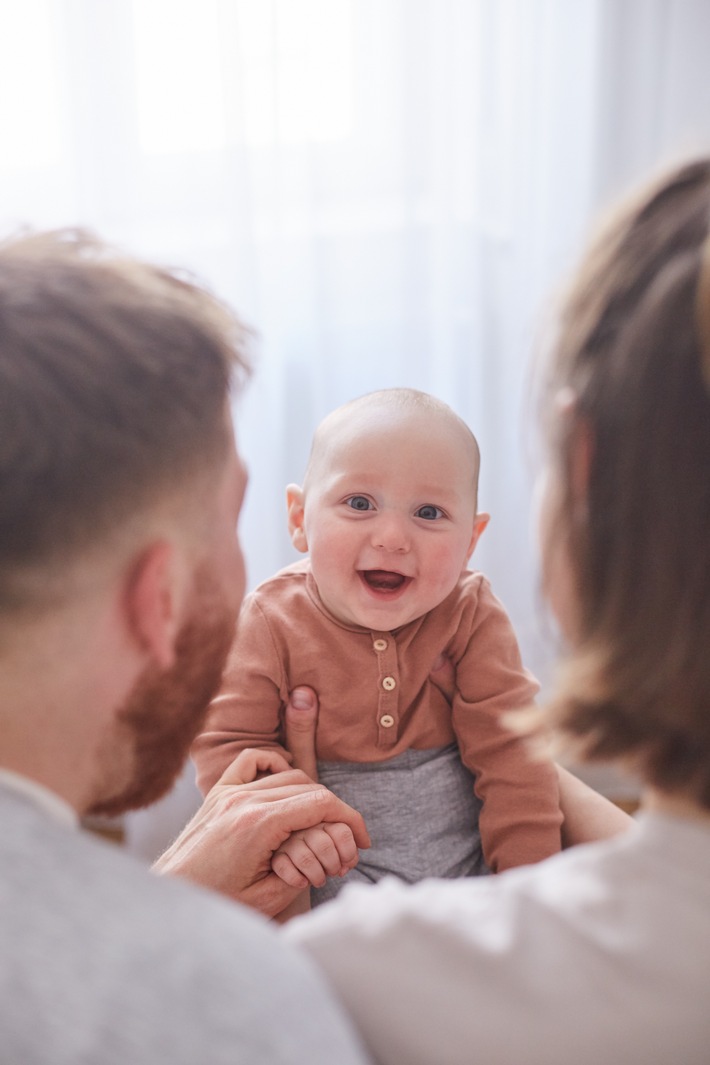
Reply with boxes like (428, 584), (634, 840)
(430, 545), (468, 586)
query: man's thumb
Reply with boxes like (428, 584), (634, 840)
(284, 686), (319, 780)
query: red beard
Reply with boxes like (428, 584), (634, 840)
(88, 566), (235, 818)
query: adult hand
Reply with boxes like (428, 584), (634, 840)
(152, 751), (370, 918)
(271, 669), (456, 911)
(269, 686), (361, 921)
(283, 685), (320, 780)
(282, 660), (456, 779)
(271, 689), (361, 892)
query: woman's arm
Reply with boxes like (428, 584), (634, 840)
(556, 764), (634, 847)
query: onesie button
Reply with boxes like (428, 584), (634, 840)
(380, 714), (395, 728)
(382, 676), (396, 691)
(373, 638), (388, 652)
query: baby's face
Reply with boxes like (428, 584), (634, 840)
(297, 406), (486, 632)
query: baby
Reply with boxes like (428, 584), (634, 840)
(193, 388), (562, 902)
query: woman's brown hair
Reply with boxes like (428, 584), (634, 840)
(539, 159), (710, 808)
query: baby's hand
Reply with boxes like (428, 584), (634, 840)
(271, 821), (360, 888)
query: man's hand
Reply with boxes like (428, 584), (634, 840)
(275, 687), (369, 889)
(270, 687), (360, 912)
(283, 685), (320, 780)
(152, 750), (370, 919)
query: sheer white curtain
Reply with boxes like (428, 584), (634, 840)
(2, 0), (710, 850)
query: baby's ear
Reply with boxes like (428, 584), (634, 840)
(286, 484), (308, 553)
(466, 512), (490, 560)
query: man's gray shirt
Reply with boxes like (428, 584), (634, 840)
(0, 782), (370, 1065)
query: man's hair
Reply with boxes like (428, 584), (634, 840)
(538, 158), (710, 807)
(0, 229), (251, 612)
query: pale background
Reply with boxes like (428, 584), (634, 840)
(2, 0), (709, 855)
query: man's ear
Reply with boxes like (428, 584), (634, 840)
(286, 484), (309, 553)
(466, 512), (490, 560)
(123, 541), (183, 669)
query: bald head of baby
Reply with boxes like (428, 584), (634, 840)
(303, 388), (482, 507)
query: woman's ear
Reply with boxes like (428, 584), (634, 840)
(286, 484), (308, 553)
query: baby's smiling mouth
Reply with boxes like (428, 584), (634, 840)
(360, 570), (412, 593)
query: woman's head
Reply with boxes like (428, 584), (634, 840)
(539, 158), (710, 808)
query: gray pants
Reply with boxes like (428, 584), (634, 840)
(312, 743), (489, 906)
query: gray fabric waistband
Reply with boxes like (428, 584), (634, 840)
(312, 743), (488, 906)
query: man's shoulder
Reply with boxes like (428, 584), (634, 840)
(0, 787), (257, 938)
(0, 792), (368, 1065)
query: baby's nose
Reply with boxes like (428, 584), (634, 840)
(372, 513), (410, 553)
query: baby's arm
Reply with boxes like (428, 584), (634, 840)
(453, 578), (562, 871)
(192, 595), (290, 794)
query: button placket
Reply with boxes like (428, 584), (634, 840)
(372, 632), (399, 746)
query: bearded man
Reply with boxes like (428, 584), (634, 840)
(0, 230), (369, 1065)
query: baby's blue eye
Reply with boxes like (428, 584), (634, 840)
(346, 495), (372, 511)
(416, 504), (443, 520)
